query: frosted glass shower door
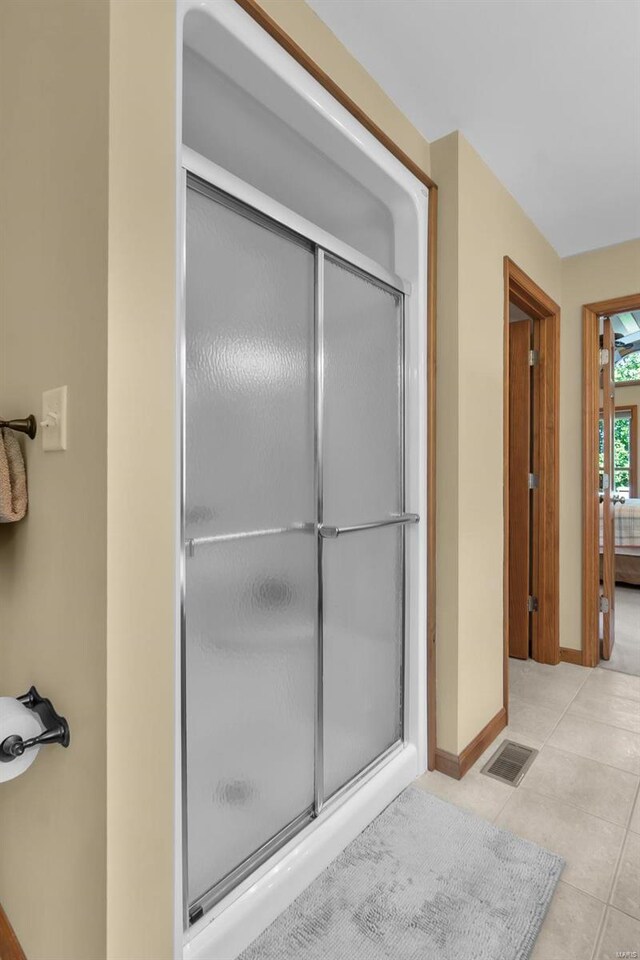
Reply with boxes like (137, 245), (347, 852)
(184, 177), (316, 916)
(320, 255), (406, 800)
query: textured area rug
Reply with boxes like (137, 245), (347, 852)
(239, 786), (563, 960)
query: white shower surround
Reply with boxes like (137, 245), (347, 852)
(174, 2), (430, 958)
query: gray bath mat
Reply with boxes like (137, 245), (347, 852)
(239, 786), (563, 960)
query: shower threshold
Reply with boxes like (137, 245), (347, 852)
(187, 739), (404, 926)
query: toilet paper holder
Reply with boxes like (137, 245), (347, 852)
(0, 686), (70, 763)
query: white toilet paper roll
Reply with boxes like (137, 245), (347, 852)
(0, 696), (44, 783)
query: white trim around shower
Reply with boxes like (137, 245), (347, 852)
(174, 2), (429, 957)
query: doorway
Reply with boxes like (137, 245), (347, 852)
(503, 259), (560, 707)
(508, 303), (537, 659)
(182, 170), (419, 924)
(583, 294), (640, 673)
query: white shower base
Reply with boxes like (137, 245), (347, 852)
(184, 745), (418, 959)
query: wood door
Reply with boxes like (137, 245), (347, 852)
(602, 316), (616, 659)
(530, 318), (541, 660)
(509, 318), (532, 659)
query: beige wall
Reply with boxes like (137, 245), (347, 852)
(432, 132), (562, 753)
(106, 2), (177, 958)
(431, 133), (460, 750)
(0, 2), (109, 958)
(560, 239), (640, 651)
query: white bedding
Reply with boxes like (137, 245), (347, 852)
(600, 498), (640, 549)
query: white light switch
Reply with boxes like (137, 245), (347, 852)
(41, 386), (68, 452)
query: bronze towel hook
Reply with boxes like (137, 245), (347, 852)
(0, 415), (37, 439)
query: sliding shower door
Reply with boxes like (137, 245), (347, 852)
(319, 256), (405, 800)
(183, 172), (412, 923)
(184, 177), (317, 918)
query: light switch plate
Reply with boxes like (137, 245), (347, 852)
(41, 386), (67, 451)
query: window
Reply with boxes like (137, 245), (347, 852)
(599, 406), (638, 497)
(614, 351), (640, 383)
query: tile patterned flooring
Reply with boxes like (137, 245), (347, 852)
(416, 658), (640, 959)
(599, 585), (640, 677)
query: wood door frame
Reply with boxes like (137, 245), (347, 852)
(508, 317), (533, 660)
(582, 293), (640, 667)
(503, 258), (560, 713)
(234, 0), (439, 769)
(0, 904), (26, 960)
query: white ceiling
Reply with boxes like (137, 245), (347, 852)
(306, 0), (640, 257)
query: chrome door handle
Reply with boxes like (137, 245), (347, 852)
(318, 513), (419, 539)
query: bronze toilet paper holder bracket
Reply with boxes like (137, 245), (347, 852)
(0, 686), (70, 762)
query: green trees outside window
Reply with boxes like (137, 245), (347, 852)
(599, 413), (632, 494)
(615, 351), (640, 383)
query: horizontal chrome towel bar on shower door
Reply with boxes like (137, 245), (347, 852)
(185, 523), (313, 555)
(318, 513), (420, 539)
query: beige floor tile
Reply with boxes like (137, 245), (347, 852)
(508, 659), (588, 684)
(508, 696), (565, 742)
(496, 788), (625, 901)
(589, 668), (640, 704)
(508, 659), (589, 712)
(600, 586), (640, 678)
(521, 745), (639, 826)
(611, 832), (640, 921)
(630, 791), (640, 834)
(594, 907), (640, 960)
(530, 881), (605, 960)
(548, 714), (640, 775)
(568, 687), (640, 735)
(556, 661), (593, 679)
(509, 658), (589, 681)
(414, 768), (513, 822)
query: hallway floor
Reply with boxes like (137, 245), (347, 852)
(600, 584), (640, 677)
(416, 658), (640, 959)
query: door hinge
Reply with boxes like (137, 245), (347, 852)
(528, 595), (539, 613)
(599, 596), (610, 614)
(528, 349), (539, 367)
(599, 348), (610, 367)
(528, 473), (539, 490)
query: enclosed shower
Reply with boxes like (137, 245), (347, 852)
(178, 4), (428, 949)
(183, 170), (418, 923)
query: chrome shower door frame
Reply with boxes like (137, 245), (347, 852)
(180, 148), (414, 928)
(314, 249), (410, 811)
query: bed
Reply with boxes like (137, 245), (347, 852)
(600, 498), (640, 585)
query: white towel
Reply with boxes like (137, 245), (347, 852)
(0, 427), (28, 522)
